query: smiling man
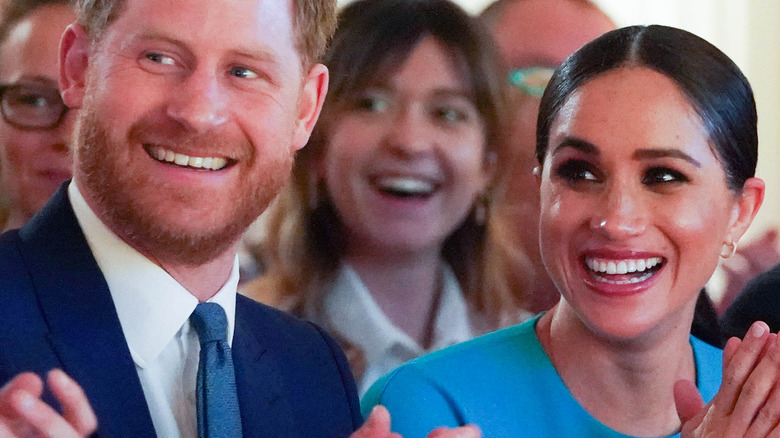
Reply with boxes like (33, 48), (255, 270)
(0, 0), (367, 436)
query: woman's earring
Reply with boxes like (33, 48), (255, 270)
(307, 178), (320, 211)
(720, 241), (738, 258)
(474, 193), (489, 226)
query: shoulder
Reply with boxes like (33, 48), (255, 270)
(363, 318), (542, 410)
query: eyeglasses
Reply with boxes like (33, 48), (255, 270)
(507, 66), (555, 97)
(0, 83), (69, 130)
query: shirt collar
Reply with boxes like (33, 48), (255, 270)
(321, 263), (473, 363)
(68, 181), (238, 368)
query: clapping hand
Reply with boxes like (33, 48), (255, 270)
(0, 370), (96, 437)
(676, 321), (780, 437)
(351, 406), (481, 438)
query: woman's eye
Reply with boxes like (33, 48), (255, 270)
(145, 52), (175, 66)
(354, 94), (389, 113)
(229, 66), (258, 79)
(554, 159), (599, 183)
(434, 106), (467, 123)
(643, 167), (689, 185)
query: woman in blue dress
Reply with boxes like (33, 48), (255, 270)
(363, 25), (777, 437)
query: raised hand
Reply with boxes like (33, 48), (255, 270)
(351, 406), (481, 438)
(0, 370), (97, 437)
(676, 321), (780, 437)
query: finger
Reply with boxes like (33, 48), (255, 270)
(734, 335), (780, 436)
(351, 405), (392, 438)
(715, 321), (770, 416)
(723, 336), (742, 369)
(744, 383), (780, 438)
(47, 370), (97, 435)
(9, 389), (84, 438)
(0, 372), (45, 421)
(674, 379), (705, 424)
(427, 425), (481, 438)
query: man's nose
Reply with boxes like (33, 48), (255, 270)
(166, 70), (228, 132)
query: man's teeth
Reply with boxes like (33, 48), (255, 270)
(586, 257), (663, 275)
(150, 146), (227, 170)
(377, 176), (435, 195)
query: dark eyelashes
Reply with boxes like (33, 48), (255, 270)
(553, 160), (690, 186)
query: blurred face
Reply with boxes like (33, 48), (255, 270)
(539, 68), (742, 340)
(0, 4), (75, 228)
(488, 0), (615, 306)
(322, 37), (492, 257)
(64, 0), (324, 265)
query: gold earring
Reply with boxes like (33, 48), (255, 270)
(720, 241), (738, 258)
(474, 193), (489, 226)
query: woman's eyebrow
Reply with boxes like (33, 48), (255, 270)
(633, 148), (702, 168)
(552, 137), (599, 156)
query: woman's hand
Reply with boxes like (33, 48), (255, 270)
(676, 321), (780, 437)
(351, 406), (481, 438)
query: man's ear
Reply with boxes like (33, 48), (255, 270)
(725, 177), (765, 245)
(59, 24), (90, 110)
(292, 63), (329, 151)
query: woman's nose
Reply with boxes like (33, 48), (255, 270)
(589, 183), (647, 239)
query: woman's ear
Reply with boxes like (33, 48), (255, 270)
(725, 177), (765, 245)
(59, 24), (90, 109)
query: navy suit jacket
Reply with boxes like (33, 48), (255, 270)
(0, 186), (362, 437)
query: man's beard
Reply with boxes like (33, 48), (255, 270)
(75, 107), (294, 266)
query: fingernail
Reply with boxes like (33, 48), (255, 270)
(18, 391), (34, 411)
(751, 322), (767, 338)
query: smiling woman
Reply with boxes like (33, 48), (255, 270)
(361, 25), (779, 438)
(242, 0), (529, 396)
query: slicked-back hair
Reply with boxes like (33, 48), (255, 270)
(537, 25), (757, 192)
(75, 0), (336, 69)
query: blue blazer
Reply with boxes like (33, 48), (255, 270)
(0, 186), (362, 437)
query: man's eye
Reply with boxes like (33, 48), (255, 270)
(554, 159), (599, 183)
(145, 52), (175, 65)
(16, 94), (49, 108)
(643, 167), (689, 185)
(229, 67), (258, 79)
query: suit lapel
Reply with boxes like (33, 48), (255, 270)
(233, 297), (300, 437)
(18, 186), (157, 437)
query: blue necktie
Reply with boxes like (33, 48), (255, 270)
(190, 303), (242, 438)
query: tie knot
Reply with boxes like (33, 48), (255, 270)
(191, 303), (228, 345)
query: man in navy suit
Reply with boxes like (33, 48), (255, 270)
(0, 0), (485, 434)
(0, 0), (364, 435)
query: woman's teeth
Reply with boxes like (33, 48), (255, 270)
(377, 176), (435, 197)
(586, 256), (663, 275)
(148, 145), (228, 170)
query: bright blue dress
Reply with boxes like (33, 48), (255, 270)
(362, 315), (722, 438)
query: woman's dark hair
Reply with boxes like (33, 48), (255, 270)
(536, 25), (757, 191)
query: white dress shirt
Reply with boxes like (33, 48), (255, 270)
(68, 182), (239, 438)
(315, 263), (474, 396)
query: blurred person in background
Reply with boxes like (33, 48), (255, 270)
(480, 0), (615, 314)
(0, 0), (75, 232)
(243, 0), (529, 396)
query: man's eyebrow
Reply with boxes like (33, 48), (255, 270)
(633, 148), (702, 168)
(551, 137), (599, 156)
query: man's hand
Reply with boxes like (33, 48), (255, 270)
(0, 369), (97, 437)
(351, 406), (481, 438)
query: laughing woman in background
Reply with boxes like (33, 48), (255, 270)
(243, 0), (528, 395)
